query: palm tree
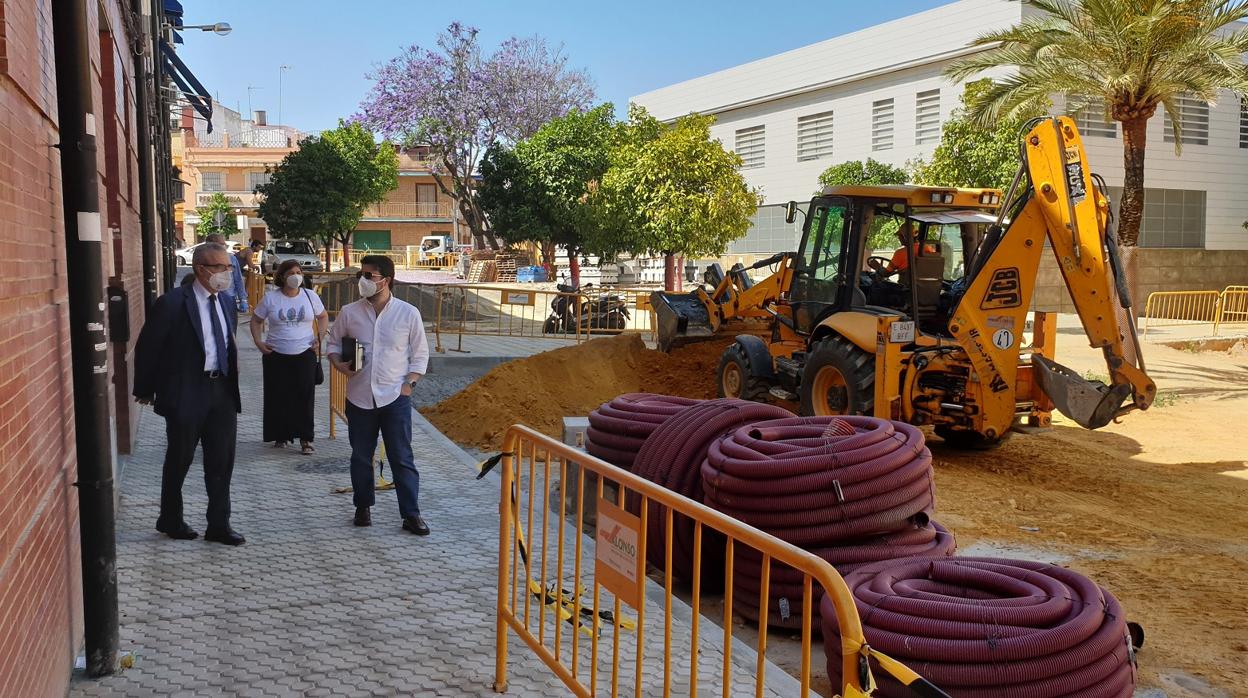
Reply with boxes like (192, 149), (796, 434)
(947, 0), (1248, 249)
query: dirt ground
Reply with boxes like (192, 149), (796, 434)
(425, 332), (1248, 696)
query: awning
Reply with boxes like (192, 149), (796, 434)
(160, 39), (213, 132)
(163, 0), (185, 43)
(908, 210), (998, 225)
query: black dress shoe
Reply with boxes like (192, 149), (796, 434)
(402, 515), (430, 536)
(156, 520), (198, 540)
(354, 507), (372, 527)
(204, 527), (246, 546)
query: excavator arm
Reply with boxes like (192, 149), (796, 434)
(949, 116), (1155, 436)
(651, 252), (794, 352)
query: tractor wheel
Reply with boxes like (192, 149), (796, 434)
(933, 425), (1008, 450)
(717, 344), (769, 402)
(799, 336), (875, 417)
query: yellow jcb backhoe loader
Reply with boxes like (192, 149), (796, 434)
(651, 116), (1155, 446)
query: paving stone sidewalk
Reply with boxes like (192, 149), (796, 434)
(68, 338), (570, 698)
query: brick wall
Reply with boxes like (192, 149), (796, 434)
(1, 0), (150, 693)
(0, 0), (83, 695)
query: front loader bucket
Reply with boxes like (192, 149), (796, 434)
(1032, 355), (1132, 430)
(651, 291), (715, 353)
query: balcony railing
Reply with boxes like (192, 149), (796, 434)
(196, 190), (260, 208)
(362, 201), (453, 219)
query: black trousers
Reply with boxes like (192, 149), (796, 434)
(261, 349), (316, 443)
(159, 376), (237, 529)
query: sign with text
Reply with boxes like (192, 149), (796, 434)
(503, 291), (535, 306)
(595, 498), (643, 609)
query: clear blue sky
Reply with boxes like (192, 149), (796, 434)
(176, 0), (951, 133)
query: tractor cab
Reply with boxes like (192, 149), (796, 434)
(790, 185), (1001, 337)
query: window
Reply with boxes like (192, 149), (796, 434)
(416, 183), (437, 203)
(1240, 98), (1248, 148)
(872, 99), (894, 151)
(247, 172), (272, 191)
(1163, 95), (1209, 146)
(1109, 186), (1206, 248)
(1071, 95), (1117, 138)
(914, 90), (941, 145)
(735, 125), (766, 169)
(201, 172), (224, 191)
(797, 111), (835, 161)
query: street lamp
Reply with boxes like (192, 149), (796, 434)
(181, 22), (233, 36)
(278, 65), (291, 127)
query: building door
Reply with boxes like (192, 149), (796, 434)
(353, 230), (392, 251)
(416, 183), (437, 216)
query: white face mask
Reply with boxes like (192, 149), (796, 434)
(358, 276), (379, 298)
(208, 269), (233, 292)
(285, 274), (304, 289)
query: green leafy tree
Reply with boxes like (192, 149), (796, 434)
(478, 104), (618, 285)
(258, 121), (398, 267)
(947, 0), (1248, 249)
(195, 192), (239, 240)
(911, 79), (1048, 191)
(816, 158), (908, 250)
(596, 106), (760, 290)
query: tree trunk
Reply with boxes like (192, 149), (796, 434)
(1118, 116), (1148, 306)
(1118, 116), (1147, 247)
(325, 242), (333, 271)
(663, 252), (678, 292)
(568, 247), (581, 288)
(339, 233), (351, 269)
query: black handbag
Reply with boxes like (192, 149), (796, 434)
(304, 289), (325, 385)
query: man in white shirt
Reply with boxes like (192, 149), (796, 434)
(327, 255), (430, 534)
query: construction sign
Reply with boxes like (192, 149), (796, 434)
(595, 498), (644, 609)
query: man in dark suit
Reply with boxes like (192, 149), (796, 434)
(134, 243), (245, 545)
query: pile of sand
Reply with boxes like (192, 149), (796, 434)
(420, 334), (730, 449)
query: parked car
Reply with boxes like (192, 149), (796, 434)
(175, 240), (242, 266)
(264, 239), (323, 273)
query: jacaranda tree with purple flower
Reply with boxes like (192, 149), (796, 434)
(355, 23), (594, 250)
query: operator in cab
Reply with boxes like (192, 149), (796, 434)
(867, 221), (936, 279)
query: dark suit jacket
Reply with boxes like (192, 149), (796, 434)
(134, 284), (242, 423)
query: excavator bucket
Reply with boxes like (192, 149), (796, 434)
(1032, 355), (1132, 430)
(651, 291), (716, 353)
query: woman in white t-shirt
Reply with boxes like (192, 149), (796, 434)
(250, 260), (329, 454)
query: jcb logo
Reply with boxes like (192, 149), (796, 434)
(981, 268), (1022, 310)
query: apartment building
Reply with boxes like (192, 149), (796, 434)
(177, 104), (300, 243)
(353, 146), (461, 251)
(632, 0), (1248, 297)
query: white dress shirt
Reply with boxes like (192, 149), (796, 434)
(191, 280), (232, 372)
(327, 296), (429, 409)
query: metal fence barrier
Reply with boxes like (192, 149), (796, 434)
(493, 424), (932, 697)
(1143, 286), (1248, 337)
(319, 247), (460, 272)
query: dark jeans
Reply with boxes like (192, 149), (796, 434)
(346, 397), (420, 518)
(159, 376), (237, 530)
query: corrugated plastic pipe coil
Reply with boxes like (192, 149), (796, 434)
(628, 398), (794, 585)
(820, 557), (1137, 697)
(698, 415), (951, 627)
(585, 393), (701, 470)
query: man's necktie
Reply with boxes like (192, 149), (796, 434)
(208, 294), (229, 376)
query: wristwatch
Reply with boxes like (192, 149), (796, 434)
(408, 379), (418, 390)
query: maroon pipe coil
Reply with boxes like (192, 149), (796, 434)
(701, 416), (936, 547)
(732, 521), (956, 629)
(628, 399), (794, 584)
(820, 557), (1137, 698)
(585, 393), (701, 471)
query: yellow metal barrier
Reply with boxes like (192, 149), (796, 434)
(1216, 285), (1248, 334)
(320, 247), (460, 272)
(245, 272), (268, 310)
(493, 424), (931, 697)
(1142, 290), (1221, 337)
(433, 284), (656, 346)
(1143, 286), (1248, 337)
(328, 359), (348, 440)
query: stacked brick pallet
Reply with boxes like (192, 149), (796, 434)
(467, 260), (497, 283)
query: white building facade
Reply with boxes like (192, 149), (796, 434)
(631, 0), (1248, 256)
